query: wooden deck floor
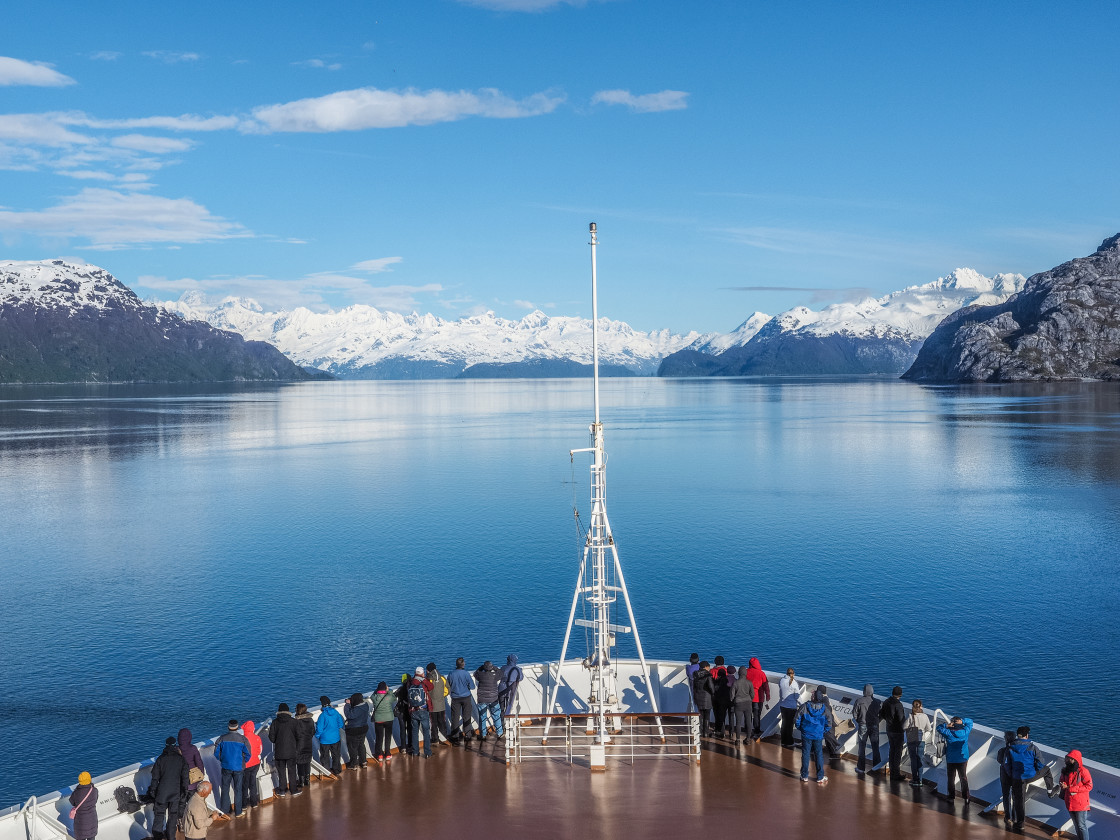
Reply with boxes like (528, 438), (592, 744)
(205, 737), (1052, 840)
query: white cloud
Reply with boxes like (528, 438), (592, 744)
(142, 51), (201, 64)
(67, 114), (239, 131)
(351, 257), (403, 273)
(0, 114), (93, 146)
(110, 134), (194, 153)
(89, 51), (122, 62)
(0, 56), (75, 87)
(0, 188), (250, 249)
(293, 59), (343, 71)
(248, 86), (564, 132)
(58, 170), (115, 181)
(591, 89), (689, 113)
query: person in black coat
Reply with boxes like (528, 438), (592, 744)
(692, 662), (715, 738)
(69, 773), (98, 840)
(268, 703), (302, 795)
(294, 703), (315, 788)
(149, 736), (189, 839)
(879, 686), (907, 781)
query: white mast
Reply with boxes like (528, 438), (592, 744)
(544, 223), (663, 754)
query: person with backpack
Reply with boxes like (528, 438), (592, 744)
(214, 719), (250, 815)
(294, 703), (315, 788)
(936, 715), (974, 803)
(777, 668), (801, 748)
(795, 687), (831, 784)
(447, 657), (476, 744)
(691, 661), (715, 738)
(745, 658), (770, 743)
(729, 665), (754, 743)
(996, 730), (1017, 825)
(408, 666), (435, 757)
(474, 660), (504, 740)
(370, 682), (396, 763)
(240, 721), (262, 810)
(149, 736), (188, 839)
(268, 704), (302, 795)
(851, 684), (882, 775)
(711, 663), (732, 739)
(314, 697), (345, 776)
(499, 654), (524, 725)
(70, 771), (98, 840)
(1058, 749), (1093, 840)
(1007, 725), (1056, 829)
(880, 686), (907, 782)
(427, 663), (451, 746)
(343, 692), (371, 770)
(904, 699), (933, 787)
(395, 675), (414, 754)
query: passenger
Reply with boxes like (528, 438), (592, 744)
(880, 686), (907, 781)
(294, 703), (315, 788)
(1057, 749), (1093, 840)
(691, 660), (715, 738)
(1007, 725), (1056, 829)
(343, 692), (371, 770)
(936, 715), (974, 803)
(371, 681), (396, 763)
(447, 657), (477, 744)
(729, 665), (754, 743)
(177, 728), (205, 795)
(214, 719), (250, 815)
(183, 780), (215, 840)
(409, 666), (435, 757)
(904, 700), (933, 787)
(268, 704), (301, 795)
(475, 660), (504, 740)
(795, 687), (831, 784)
(685, 653), (700, 689)
(725, 663), (737, 691)
(712, 663), (732, 738)
(240, 721), (262, 809)
(711, 655), (727, 682)
(427, 663), (451, 746)
(745, 657), (770, 743)
(778, 668), (800, 748)
(996, 730), (1017, 825)
(851, 684), (882, 774)
(396, 675), (414, 754)
(70, 772), (98, 840)
(814, 685), (841, 759)
(314, 696), (345, 777)
(499, 654), (524, 725)
(149, 736), (188, 839)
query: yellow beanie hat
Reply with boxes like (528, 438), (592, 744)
(78, 772), (91, 786)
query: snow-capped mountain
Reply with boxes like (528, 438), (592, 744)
(660, 268), (1027, 377)
(157, 293), (705, 378)
(688, 311), (771, 354)
(0, 260), (311, 383)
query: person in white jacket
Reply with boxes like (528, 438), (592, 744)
(778, 668), (801, 748)
(904, 699), (934, 786)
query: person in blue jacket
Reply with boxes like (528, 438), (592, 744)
(213, 719), (250, 816)
(795, 687), (832, 784)
(1006, 725), (1056, 829)
(315, 696), (345, 776)
(936, 715), (973, 802)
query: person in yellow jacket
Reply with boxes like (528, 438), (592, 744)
(427, 662), (452, 745)
(183, 781), (216, 839)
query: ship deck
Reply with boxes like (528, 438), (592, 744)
(205, 737), (1052, 840)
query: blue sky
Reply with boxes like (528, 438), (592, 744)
(2, 0), (1118, 333)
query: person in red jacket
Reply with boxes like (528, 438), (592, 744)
(745, 657), (770, 743)
(1058, 749), (1093, 840)
(240, 721), (262, 809)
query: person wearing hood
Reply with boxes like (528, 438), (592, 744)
(343, 692), (371, 770)
(795, 687), (831, 784)
(447, 657), (477, 745)
(268, 703), (302, 796)
(178, 728), (205, 794)
(70, 772), (98, 840)
(712, 663), (732, 739)
(1006, 725), (1056, 829)
(149, 736), (188, 839)
(428, 663), (451, 746)
(499, 654), (524, 722)
(395, 675), (414, 755)
(183, 780), (215, 840)
(691, 661), (715, 737)
(745, 658), (770, 743)
(408, 666), (435, 757)
(778, 668), (801, 748)
(314, 696), (345, 776)
(474, 660), (504, 740)
(240, 720), (262, 810)
(294, 703), (315, 788)
(935, 715), (974, 803)
(370, 681), (396, 763)
(851, 684), (882, 775)
(1058, 749), (1093, 840)
(685, 653), (700, 689)
(729, 665), (754, 743)
(214, 719), (250, 815)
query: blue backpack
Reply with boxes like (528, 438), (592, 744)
(1008, 740), (1040, 780)
(408, 682), (428, 711)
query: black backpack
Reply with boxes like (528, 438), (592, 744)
(114, 786), (142, 814)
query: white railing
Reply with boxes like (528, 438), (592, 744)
(506, 713), (700, 766)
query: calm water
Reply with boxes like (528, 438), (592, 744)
(2, 377), (1119, 806)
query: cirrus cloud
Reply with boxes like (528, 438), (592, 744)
(0, 56), (75, 87)
(591, 89), (689, 113)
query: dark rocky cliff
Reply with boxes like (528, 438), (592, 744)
(903, 235), (1120, 382)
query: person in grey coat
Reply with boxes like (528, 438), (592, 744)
(729, 665), (754, 743)
(852, 684), (882, 774)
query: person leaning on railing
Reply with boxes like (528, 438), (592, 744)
(777, 668), (800, 749)
(936, 715), (974, 803)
